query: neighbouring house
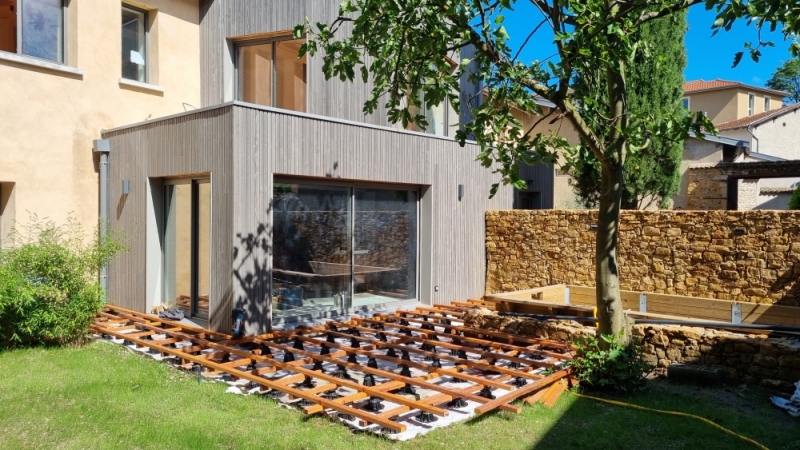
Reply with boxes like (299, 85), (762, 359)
(682, 78), (789, 125)
(484, 92), (582, 210)
(1, 1), (526, 333)
(676, 79), (800, 210)
(0, 0), (201, 248)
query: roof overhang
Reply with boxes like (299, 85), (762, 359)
(687, 131), (750, 147)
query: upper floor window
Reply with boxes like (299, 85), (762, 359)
(764, 96), (771, 111)
(748, 93), (755, 115)
(407, 91), (448, 136)
(121, 5), (147, 83)
(237, 36), (307, 112)
(682, 97), (690, 110)
(0, 0), (64, 63)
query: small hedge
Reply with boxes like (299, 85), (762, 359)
(0, 217), (125, 348)
(565, 332), (653, 393)
(790, 185), (800, 210)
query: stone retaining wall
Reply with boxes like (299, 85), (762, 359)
(464, 309), (800, 392)
(486, 210), (800, 306)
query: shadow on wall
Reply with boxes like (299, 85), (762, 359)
(233, 214), (272, 335)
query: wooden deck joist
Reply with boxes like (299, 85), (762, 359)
(92, 303), (571, 431)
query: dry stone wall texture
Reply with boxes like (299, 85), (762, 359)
(465, 308), (800, 392)
(485, 210), (800, 306)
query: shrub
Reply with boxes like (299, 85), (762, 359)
(0, 216), (126, 348)
(790, 185), (800, 210)
(565, 332), (652, 393)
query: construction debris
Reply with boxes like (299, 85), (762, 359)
(91, 301), (573, 440)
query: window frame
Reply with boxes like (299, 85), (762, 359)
(3, 0), (67, 63)
(764, 96), (771, 112)
(271, 176), (421, 322)
(682, 97), (690, 110)
(234, 33), (308, 112)
(748, 92), (755, 116)
(121, 3), (149, 83)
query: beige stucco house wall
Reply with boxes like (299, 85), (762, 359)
(0, 0), (200, 245)
(746, 107), (800, 160)
(512, 103), (584, 209)
(686, 87), (784, 125)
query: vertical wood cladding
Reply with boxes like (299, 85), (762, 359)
(105, 104), (513, 333)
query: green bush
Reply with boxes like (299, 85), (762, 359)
(0, 216), (126, 348)
(565, 332), (653, 393)
(789, 185), (800, 210)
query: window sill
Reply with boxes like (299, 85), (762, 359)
(119, 78), (165, 95)
(0, 51), (83, 77)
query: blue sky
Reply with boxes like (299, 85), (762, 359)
(502, 4), (794, 89)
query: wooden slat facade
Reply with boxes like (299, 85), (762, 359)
(199, 0), (443, 127)
(104, 103), (513, 333)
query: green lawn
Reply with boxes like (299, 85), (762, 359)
(0, 341), (794, 450)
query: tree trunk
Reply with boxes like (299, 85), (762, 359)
(595, 159), (627, 345)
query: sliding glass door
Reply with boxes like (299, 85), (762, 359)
(164, 178), (211, 319)
(272, 181), (418, 320)
(353, 188), (418, 307)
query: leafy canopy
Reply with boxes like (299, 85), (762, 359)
(766, 57), (800, 103)
(295, 0), (799, 197)
(570, 10), (688, 209)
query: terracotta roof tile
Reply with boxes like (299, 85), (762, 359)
(684, 79), (740, 92)
(684, 79), (790, 97)
(716, 103), (800, 130)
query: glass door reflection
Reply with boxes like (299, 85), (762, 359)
(353, 188), (417, 307)
(272, 183), (351, 319)
(165, 178), (210, 319)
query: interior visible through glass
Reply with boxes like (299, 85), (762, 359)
(272, 182), (418, 320)
(238, 37), (307, 112)
(165, 180), (210, 319)
(122, 6), (147, 82)
(272, 183), (351, 318)
(352, 188), (418, 307)
(21, 0), (62, 62)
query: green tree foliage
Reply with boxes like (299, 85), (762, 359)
(0, 216), (126, 348)
(790, 184), (800, 210)
(565, 332), (652, 392)
(571, 11), (688, 209)
(297, 0), (800, 340)
(766, 58), (800, 104)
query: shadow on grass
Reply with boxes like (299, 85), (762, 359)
(520, 383), (793, 450)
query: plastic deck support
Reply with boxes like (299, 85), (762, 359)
(364, 396), (385, 411)
(293, 337), (305, 350)
(347, 353), (358, 364)
(327, 333), (336, 343)
(479, 386), (496, 399)
(363, 374), (377, 387)
(320, 345), (331, 356)
(416, 411), (438, 423)
(399, 365), (412, 377)
(331, 365), (351, 379)
(448, 398), (468, 408)
(283, 352), (295, 363)
(350, 337), (361, 348)
(94, 303), (568, 429)
(367, 357), (378, 369)
(299, 376), (316, 389)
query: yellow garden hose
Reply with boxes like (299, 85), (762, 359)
(566, 390), (770, 450)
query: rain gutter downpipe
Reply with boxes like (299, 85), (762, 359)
(746, 123), (759, 154)
(93, 139), (111, 300)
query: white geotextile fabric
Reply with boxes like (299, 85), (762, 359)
(99, 321), (557, 440)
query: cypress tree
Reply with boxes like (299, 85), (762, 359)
(570, 11), (688, 209)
